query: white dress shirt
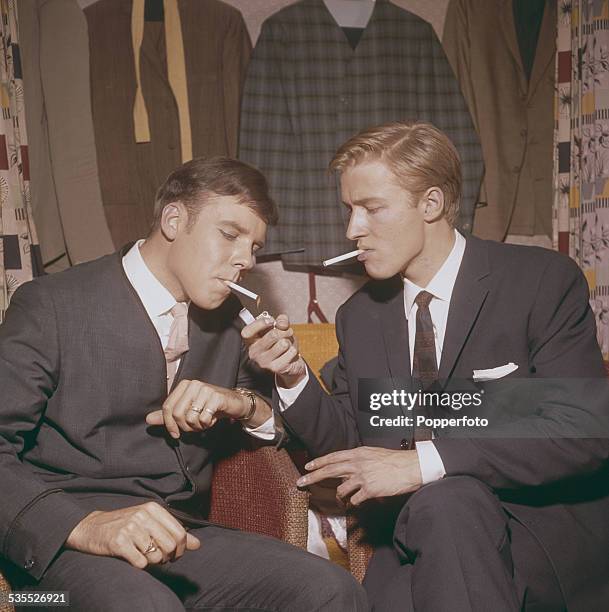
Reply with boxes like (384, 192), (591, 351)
(122, 240), (185, 354)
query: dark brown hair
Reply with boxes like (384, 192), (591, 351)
(150, 157), (278, 232)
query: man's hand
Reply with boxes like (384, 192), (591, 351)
(241, 314), (307, 388)
(296, 447), (424, 506)
(146, 380), (271, 438)
(65, 502), (200, 568)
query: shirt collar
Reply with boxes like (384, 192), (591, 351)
(403, 230), (466, 317)
(122, 240), (178, 319)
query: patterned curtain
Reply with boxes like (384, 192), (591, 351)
(554, 0), (609, 358)
(0, 0), (41, 323)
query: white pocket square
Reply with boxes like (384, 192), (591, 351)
(472, 362), (518, 382)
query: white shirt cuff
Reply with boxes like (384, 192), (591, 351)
(276, 371), (310, 412)
(415, 440), (446, 484)
(242, 416), (275, 440)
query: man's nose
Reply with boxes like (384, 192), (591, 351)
(346, 209), (367, 241)
(233, 248), (255, 272)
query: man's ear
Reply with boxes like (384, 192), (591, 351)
(160, 202), (184, 241)
(420, 187), (445, 223)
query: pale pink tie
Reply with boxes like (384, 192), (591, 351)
(164, 302), (189, 391)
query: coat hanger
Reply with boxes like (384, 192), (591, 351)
(323, 0), (376, 28)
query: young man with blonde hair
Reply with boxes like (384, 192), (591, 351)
(244, 122), (609, 610)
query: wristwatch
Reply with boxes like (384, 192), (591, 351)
(233, 387), (257, 421)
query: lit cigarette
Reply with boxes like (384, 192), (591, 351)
(225, 280), (261, 306)
(322, 249), (364, 267)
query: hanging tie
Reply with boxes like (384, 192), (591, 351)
(412, 290), (438, 442)
(131, 0), (193, 162)
(164, 302), (189, 391)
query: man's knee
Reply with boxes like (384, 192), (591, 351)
(407, 475), (494, 517)
(39, 551), (184, 612)
(307, 562), (368, 612)
(394, 475), (501, 540)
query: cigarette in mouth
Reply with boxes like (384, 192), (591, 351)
(225, 280), (260, 306)
(322, 249), (364, 267)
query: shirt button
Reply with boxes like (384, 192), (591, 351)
(400, 438), (410, 450)
(24, 558), (35, 570)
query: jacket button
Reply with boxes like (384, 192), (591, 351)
(400, 438), (410, 449)
(24, 558), (35, 570)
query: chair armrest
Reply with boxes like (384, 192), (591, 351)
(0, 571), (13, 612)
(209, 442), (309, 550)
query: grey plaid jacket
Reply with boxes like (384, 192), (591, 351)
(239, 0), (483, 267)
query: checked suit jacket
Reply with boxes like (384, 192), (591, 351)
(0, 247), (271, 581)
(276, 234), (609, 611)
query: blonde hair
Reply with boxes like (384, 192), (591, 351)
(330, 122), (462, 225)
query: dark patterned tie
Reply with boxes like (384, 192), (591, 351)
(412, 291), (438, 441)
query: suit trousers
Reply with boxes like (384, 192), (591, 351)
(20, 525), (367, 611)
(363, 476), (565, 612)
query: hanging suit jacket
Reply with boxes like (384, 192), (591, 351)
(239, 0), (483, 267)
(19, 0), (114, 272)
(277, 235), (609, 611)
(442, 0), (557, 241)
(0, 248), (271, 581)
(84, 0), (251, 247)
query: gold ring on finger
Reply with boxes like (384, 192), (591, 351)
(143, 536), (158, 555)
(189, 403), (204, 414)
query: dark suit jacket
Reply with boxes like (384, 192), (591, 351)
(0, 248), (270, 581)
(278, 235), (609, 611)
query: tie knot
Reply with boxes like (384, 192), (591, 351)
(170, 302), (188, 319)
(415, 291), (434, 309)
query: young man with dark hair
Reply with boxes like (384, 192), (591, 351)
(0, 157), (367, 611)
(244, 123), (609, 610)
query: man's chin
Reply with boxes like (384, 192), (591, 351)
(365, 264), (398, 280)
(193, 293), (229, 311)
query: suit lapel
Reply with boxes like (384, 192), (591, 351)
(500, 0), (529, 96)
(527, 0), (557, 102)
(439, 236), (491, 381)
(379, 278), (412, 383)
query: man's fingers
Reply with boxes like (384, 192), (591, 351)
(241, 317), (275, 342)
(145, 410), (164, 425)
(186, 532), (201, 550)
(268, 346), (300, 374)
(304, 449), (358, 471)
(134, 531), (164, 565)
(274, 314), (290, 331)
(121, 541), (149, 569)
(173, 383), (208, 433)
(161, 383), (190, 438)
(336, 477), (361, 502)
(249, 327), (294, 355)
(297, 463), (351, 487)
